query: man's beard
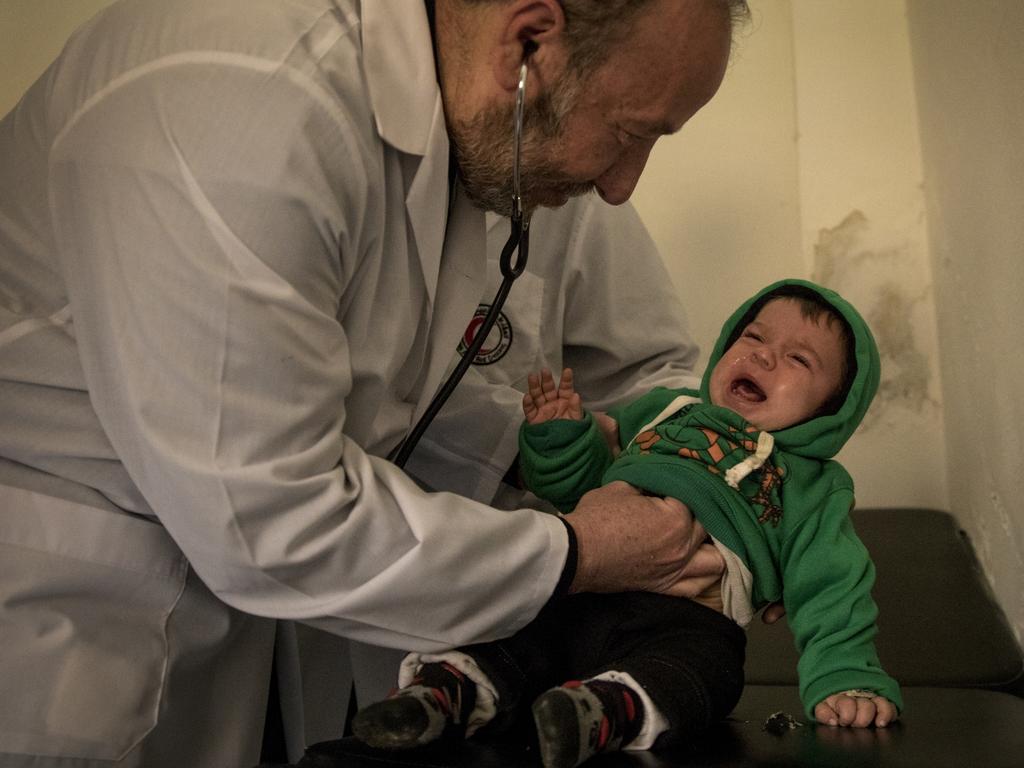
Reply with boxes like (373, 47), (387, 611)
(449, 76), (594, 216)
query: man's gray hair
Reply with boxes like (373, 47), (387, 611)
(458, 0), (750, 80)
(557, 0), (751, 77)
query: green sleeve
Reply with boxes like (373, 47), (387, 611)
(518, 413), (613, 513)
(781, 492), (903, 718)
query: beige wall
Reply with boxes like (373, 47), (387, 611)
(0, 0), (115, 115)
(3, 1), (1020, 641)
(789, 0), (947, 510)
(635, 0), (948, 513)
(633, 1), (805, 362)
(906, 0), (1024, 643)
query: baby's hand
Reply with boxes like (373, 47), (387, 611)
(815, 692), (897, 728)
(523, 368), (583, 425)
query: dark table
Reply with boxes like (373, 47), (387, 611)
(272, 686), (1024, 768)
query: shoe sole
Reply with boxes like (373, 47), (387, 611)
(532, 690), (584, 768)
(352, 696), (434, 750)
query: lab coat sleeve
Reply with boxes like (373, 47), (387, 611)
(47, 50), (567, 651)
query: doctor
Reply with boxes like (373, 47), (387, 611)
(0, 0), (745, 766)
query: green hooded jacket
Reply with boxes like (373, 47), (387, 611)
(519, 278), (902, 718)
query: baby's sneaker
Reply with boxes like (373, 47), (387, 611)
(352, 662), (475, 750)
(531, 678), (644, 768)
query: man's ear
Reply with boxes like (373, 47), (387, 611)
(491, 0), (568, 93)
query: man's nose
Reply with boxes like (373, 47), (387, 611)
(594, 140), (656, 205)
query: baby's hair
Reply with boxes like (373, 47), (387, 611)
(724, 285), (856, 418)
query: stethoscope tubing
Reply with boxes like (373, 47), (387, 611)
(391, 62), (531, 468)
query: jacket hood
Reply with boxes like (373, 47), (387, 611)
(699, 279), (880, 459)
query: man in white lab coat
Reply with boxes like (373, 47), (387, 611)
(0, 0), (745, 765)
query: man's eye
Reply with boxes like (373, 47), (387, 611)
(743, 331), (763, 342)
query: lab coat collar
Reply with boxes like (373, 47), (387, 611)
(361, 1), (440, 155)
(362, 2), (489, 425)
(361, 0), (451, 308)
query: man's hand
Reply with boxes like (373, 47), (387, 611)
(815, 693), (897, 728)
(565, 481), (724, 595)
(660, 542), (726, 598)
(523, 368), (583, 424)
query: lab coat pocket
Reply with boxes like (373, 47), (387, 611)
(0, 488), (188, 760)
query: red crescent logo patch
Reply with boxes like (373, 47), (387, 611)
(457, 304), (514, 365)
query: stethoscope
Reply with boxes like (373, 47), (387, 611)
(390, 60), (532, 468)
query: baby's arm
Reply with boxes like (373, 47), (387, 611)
(523, 368), (584, 424)
(815, 692), (897, 728)
(518, 368), (614, 512)
(782, 497), (903, 727)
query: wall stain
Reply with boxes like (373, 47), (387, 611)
(811, 210), (939, 430)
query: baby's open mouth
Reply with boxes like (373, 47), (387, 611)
(731, 378), (766, 402)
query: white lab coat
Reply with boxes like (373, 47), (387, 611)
(0, 0), (567, 765)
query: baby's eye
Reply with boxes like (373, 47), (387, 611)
(742, 330), (763, 342)
(790, 354), (810, 368)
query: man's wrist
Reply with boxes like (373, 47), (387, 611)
(552, 516), (578, 598)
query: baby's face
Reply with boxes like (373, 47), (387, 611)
(708, 298), (844, 431)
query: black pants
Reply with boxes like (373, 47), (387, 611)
(459, 592), (746, 749)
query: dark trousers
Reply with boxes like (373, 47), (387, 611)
(460, 592), (746, 748)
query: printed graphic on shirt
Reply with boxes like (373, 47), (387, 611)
(751, 463), (785, 526)
(458, 304), (513, 365)
(633, 413), (786, 526)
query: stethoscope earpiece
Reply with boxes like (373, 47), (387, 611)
(511, 60), (527, 224)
